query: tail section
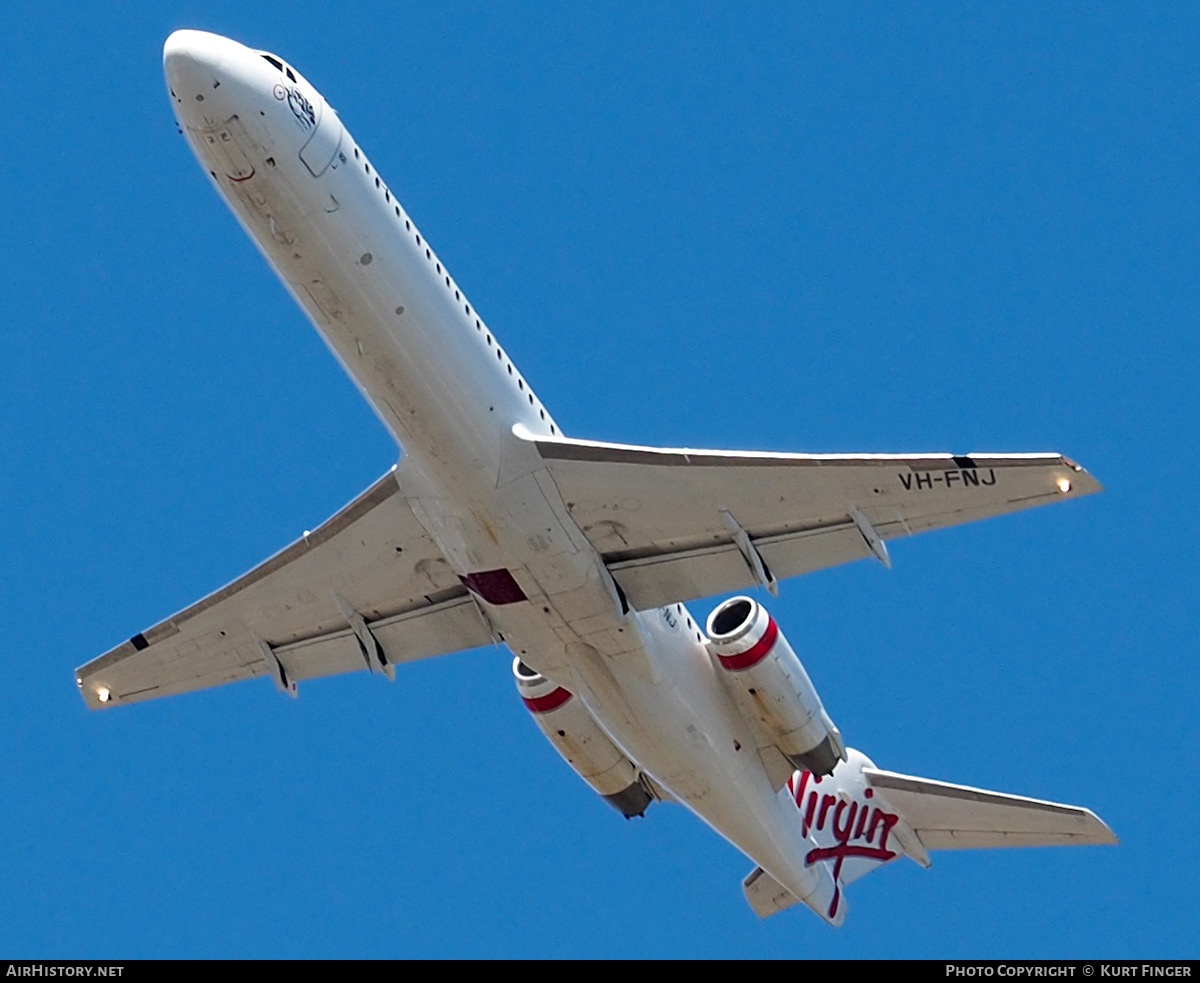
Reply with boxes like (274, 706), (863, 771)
(744, 748), (1116, 924)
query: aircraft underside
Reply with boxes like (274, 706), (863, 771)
(73, 30), (1115, 927)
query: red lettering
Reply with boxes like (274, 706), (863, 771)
(785, 772), (903, 921)
(876, 812), (900, 852)
(786, 779), (902, 921)
(864, 806), (899, 851)
(828, 882), (843, 919)
(833, 800), (857, 844)
(806, 836), (898, 920)
(806, 840), (897, 870)
(853, 802), (868, 839)
(806, 804), (900, 920)
(791, 770), (810, 808)
(817, 794), (837, 831)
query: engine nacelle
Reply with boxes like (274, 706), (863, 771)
(512, 657), (653, 818)
(706, 597), (846, 776)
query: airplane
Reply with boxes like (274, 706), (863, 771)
(74, 29), (1116, 926)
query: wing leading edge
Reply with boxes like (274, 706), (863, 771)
(520, 429), (1099, 610)
(75, 469), (493, 709)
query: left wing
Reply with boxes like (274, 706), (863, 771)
(521, 430), (1099, 610)
(76, 469), (493, 708)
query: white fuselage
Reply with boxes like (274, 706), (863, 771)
(164, 31), (829, 916)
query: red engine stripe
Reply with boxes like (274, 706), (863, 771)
(716, 616), (778, 671)
(522, 687), (573, 713)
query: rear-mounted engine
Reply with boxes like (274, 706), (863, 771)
(706, 597), (846, 776)
(512, 658), (653, 818)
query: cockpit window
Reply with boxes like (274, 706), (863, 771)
(259, 52), (300, 85)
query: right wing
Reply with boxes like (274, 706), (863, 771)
(75, 468), (493, 709)
(522, 430), (1099, 610)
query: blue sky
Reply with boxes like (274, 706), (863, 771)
(2, 2), (1197, 958)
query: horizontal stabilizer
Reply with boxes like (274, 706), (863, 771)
(864, 768), (1118, 850)
(742, 866), (799, 918)
(741, 858), (844, 925)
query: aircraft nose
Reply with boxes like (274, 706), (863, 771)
(163, 29), (263, 105)
(164, 29), (238, 76)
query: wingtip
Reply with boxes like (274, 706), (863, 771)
(74, 674), (112, 710)
(1084, 809), (1119, 845)
(1053, 458), (1102, 498)
(1060, 457), (1103, 496)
